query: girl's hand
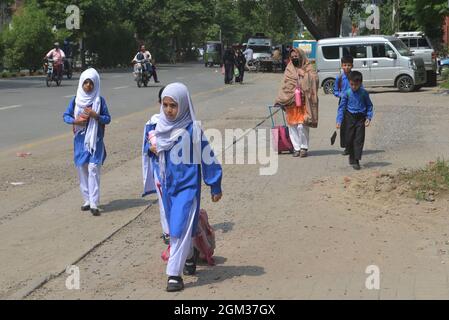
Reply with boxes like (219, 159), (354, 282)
(336, 123), (341, 129)
(74, 118), (88, 126)
(86, 108), (99, 120)
(150, 145), (158, 155)
(365, 119), (371, 127)
(212, 193), (222, 203)
(297, 68), (305, 77)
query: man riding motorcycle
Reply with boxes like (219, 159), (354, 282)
(44, 42), (66, 80)
(132, 45), (160, 83)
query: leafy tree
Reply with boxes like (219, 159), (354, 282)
(2, 0), (53, 71)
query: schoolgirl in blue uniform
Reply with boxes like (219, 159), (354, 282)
(63, 68), (111, 216)
(149, 82), (223, 292)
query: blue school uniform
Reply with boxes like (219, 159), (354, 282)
(153, 122), (222, 239)
(337, 88), (374, 124)
(142, 122), (159, 197)
(333, 73), (350, 98)
(63, 96), (111, 167)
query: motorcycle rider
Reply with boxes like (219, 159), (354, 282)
(44, 42), (66, 80)
(132, 45), (160, 83)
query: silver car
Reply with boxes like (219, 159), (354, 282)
(316, 36), (427, 94)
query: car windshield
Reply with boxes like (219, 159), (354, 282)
(249, 45), (272, 54)
(390, 40), (413, 56)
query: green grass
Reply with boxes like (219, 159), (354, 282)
(399, 159), (449, 200)
(441, 79), (449, 90)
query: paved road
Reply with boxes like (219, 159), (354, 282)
(0, 64), (226, 150)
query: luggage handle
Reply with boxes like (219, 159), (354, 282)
(268, 105), (287, 128)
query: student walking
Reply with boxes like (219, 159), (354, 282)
(142, 87), (170, 244)
(149, 83), (223, 292)
(337, 71), (374, 170)
(63, 68), (111, 216)
(333, 55), (354, 155)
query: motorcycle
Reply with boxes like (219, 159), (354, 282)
(134, 59), (152, 88)
(44, 58), (62, 87)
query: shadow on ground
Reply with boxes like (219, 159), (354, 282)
(186, 263), (265, 288)
(101, 198), (155, 213)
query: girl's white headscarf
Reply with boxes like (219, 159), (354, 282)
(74, 68), (101, 155)
(156, 82), (201, 181)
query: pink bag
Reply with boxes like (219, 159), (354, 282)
(268, 106), (294, 154)
(194, 209), (216, 266)
(160, 209), (216, 266)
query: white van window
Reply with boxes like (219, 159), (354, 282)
(342, 45), (367, 59)
(372, 43), (394, 58)
(418, 38), (431, 48)
(322, 46), (339, 60)
(408, 39), (418, 48)
(390, 40), (413, 56)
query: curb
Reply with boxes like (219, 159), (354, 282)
(12, 202), (155, 300)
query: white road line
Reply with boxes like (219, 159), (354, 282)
(0, 105), (23, 111)
(64, 95), (75, 98)
(113, 86), (130, 90)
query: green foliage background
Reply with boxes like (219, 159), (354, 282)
(0, 0), (448, 70)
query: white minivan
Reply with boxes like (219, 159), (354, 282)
(316, 36), (427, 94)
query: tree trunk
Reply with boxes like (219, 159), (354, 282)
(288, 0), (346, 40)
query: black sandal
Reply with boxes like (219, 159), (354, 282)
(183, 248), (199, 276)
(166, 276), (184, 292)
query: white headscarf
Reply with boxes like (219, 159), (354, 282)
(74, 68), (101, 155)
(156, 82), (202, 181)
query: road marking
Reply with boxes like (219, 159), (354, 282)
(113, 86), (130, 90)
(0, 105), (23, 111)
(64, 95), (75, 98)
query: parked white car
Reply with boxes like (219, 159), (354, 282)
(316, 36), (427, 94)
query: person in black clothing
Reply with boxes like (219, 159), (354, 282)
(234, 49), (246, 84)
(223, 47), (235, 84)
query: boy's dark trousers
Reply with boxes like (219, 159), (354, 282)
(344, 110), (366, 162)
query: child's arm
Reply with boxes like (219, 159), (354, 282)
(98, 98), (111, 125)
(333, 75), (340, 98)
(336, 92), (348, 127)
(200, 132), (223, 201)
(63, 97), (76, 125)
(365, 91), (374, 122)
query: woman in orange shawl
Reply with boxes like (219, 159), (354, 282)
(275, 48), (319, 157)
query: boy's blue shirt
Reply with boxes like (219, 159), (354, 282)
(333, 73), (351, 98)
(337, 87), (374, 124)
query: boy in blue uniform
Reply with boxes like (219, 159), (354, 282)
(334, 55), (354, 155)
(336, 71), (374, 170)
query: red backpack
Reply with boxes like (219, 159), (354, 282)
(161, 209), (216, 266)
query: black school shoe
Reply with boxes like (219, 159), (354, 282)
(90, 208), (101, 216)
(353, 161), (361, 170)
(166, 276), (184, 292)
(342, 149), (350, 156)
(81, 205), (90, 211)
(183, 248), (199, 276)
